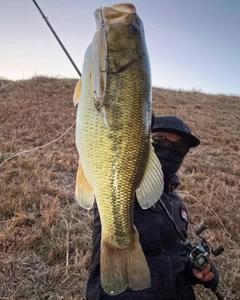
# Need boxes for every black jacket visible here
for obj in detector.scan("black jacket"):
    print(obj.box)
[86,176,218,300]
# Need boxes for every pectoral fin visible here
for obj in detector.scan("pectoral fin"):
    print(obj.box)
[136,144,164,209]
[73,78,82,106]
[75,162,94,209]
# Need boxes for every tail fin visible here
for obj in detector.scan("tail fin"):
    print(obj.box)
[100,228,151,295]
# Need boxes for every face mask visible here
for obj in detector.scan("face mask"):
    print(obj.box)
[152,137,188,182]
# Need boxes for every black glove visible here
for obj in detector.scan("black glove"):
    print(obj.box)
[184,260,220,289]
[203,263,220,290]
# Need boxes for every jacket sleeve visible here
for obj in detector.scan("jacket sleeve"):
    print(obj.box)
[86,205,103,300]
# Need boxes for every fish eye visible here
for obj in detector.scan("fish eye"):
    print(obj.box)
[128,23,139,34]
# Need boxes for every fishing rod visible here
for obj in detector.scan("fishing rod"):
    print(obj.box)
[32,0,82,77]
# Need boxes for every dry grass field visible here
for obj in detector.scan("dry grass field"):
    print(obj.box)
[0,76,239,300]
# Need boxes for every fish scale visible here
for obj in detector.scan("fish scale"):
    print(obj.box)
[74,3,163,295]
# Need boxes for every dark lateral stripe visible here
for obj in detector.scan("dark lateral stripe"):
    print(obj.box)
[108,53,145,75]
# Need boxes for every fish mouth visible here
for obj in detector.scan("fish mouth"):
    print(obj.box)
[102,3,136,23]
[94,3,137,28]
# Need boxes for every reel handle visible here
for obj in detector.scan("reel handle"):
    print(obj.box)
[212,246,224,257]
[196,225,207,235]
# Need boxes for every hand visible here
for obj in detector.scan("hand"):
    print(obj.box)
[192,263,214,282]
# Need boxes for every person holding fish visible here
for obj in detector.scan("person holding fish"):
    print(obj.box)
[73,3,219,299]
[85,115,219,300]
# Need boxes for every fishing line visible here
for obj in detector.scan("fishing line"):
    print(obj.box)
[0,1,79,168]
[0,120,76,168]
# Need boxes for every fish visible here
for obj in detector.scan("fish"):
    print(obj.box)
[73,3,163,296]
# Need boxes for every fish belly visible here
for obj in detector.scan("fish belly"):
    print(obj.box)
[76,67,152,295]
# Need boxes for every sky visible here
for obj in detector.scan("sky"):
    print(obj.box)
[1,0,240,95]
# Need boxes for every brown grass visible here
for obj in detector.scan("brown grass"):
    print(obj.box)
[0,76,239,300]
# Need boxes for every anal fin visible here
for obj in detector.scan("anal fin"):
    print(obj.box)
[75,163,94,209]
[136,143,164,209]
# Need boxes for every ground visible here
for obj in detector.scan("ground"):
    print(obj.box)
[0,76,239,299]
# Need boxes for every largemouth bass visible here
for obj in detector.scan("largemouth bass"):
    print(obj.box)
[73,3,163,295]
